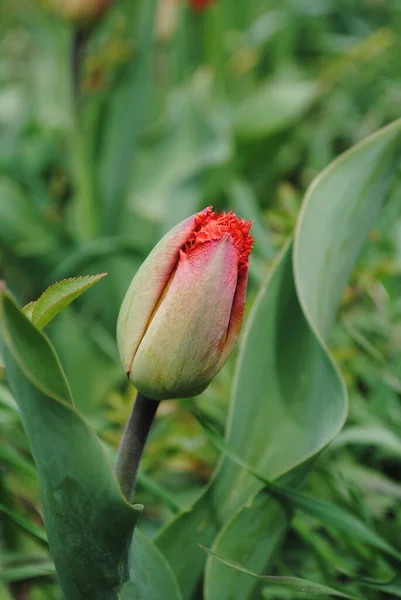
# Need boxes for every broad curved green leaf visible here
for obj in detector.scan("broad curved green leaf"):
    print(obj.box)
[203,494,287,600]
[1,294,73,405]
[156,118,401,599]
[233,79,317,140]
[121,529,182,600]
[156,488,219,597]
[202,117,401,600]
[210,241,346,514]
[157,241,345,598]
[0,292,141,599]
[294,118,401,338]
[0,495,182,599]
[203,117,401,600]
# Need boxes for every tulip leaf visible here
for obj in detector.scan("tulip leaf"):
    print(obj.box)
[202,117,401,600]
[332,425,401,457]
[22,301,36,321]
[203,493,288,600]
[1,560,56,583]
[194,410,401,562]
[0,291,141,599]
[0,503,48,544]
[294,120,401,339]
[22,273,107,329]
[98,0,157,233]
[156,117,401,599]
[1,294,73,405]
[201,546,358,599]
[0,177,58,256]
[358,577,401,597]
[233,79,317,140]
[0,500,183,599]
[121,529,183,600]
[157,241,345,598]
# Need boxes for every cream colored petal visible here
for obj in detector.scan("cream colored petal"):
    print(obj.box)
[117,211,209,375]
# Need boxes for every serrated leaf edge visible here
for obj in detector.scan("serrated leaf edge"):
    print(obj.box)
[32,273,107,328]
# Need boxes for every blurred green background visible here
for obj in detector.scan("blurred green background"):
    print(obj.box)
[2,0,401,597]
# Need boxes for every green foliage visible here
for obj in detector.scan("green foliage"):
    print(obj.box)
[121,529,182,600]
[233,79,318,141]
[2,0,401,599]
[156,119,401,600]
[2,294,73,404]
[23,274,107,328]
[195,410,401,562]
[200,546,358,599]
[0,293,141,598]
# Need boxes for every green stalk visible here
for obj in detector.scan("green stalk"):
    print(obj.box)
[70,28,98,241]
[115,392,160,503]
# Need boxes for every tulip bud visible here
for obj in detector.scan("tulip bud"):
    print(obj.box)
[117,207,253,401]
[50,0,112,23]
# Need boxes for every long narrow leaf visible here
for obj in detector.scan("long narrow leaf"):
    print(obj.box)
[201,546,358,599]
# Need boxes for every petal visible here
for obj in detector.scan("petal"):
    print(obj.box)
[131,236,238,399]
[117,208,212,374]
[216,268,248,371]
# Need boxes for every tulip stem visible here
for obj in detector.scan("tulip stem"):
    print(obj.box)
[71,29,87,103]
[115,392,160,503]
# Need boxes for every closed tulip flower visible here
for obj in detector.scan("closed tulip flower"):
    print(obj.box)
[117,207,253,401]
[51,0,112,22]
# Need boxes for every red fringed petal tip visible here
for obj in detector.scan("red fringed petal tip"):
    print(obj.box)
[182,206,253,272]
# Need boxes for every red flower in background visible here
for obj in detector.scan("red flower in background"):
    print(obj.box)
[117,207,253,400]
[187,0,214,11]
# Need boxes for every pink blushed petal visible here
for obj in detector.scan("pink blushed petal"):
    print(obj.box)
[131,237,239,399]
[216,269,248,371]
[117,207,213,374]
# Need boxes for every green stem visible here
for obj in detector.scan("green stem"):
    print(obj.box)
[71,28,87,100]
[115,392,160,503]
[70,27,98,241]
